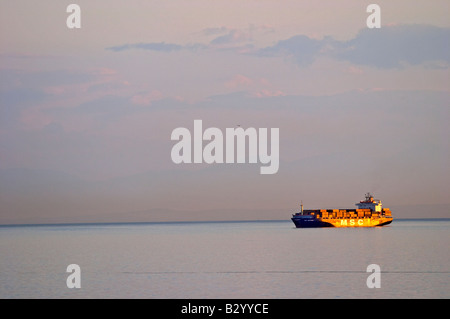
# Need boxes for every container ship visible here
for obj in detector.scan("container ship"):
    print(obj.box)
[291,193,393,228]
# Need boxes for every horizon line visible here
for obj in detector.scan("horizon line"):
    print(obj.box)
[1,218,449,228]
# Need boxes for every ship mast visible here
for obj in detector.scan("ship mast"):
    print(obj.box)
[365,192,374,202]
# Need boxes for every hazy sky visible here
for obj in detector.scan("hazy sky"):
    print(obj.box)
[0,1,449,224]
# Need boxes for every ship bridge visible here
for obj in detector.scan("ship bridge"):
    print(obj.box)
[355,193,382,212]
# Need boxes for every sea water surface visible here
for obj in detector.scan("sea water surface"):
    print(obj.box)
[0,219,449,299]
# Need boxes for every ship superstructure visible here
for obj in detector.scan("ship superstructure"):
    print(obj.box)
[291,193,393,228]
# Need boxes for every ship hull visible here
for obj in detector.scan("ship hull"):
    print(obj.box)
[292,216,393,228]
[291,216,334,228]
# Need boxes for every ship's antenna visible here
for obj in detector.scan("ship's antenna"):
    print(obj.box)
[301,201,303,214]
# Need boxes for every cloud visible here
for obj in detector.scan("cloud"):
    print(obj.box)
[224,74,254,89]
[224,74,285,98]
[256,25,450,68]
[202,26,232,36]
[106,32,252,54]
[336,24,450,68]
[105,25,449,69]
[107,42,183,52]
[131,90,163,106]
[257,35,326,66]
[210,29,252,46]
[253,89,285,98]
[106,24,273,54]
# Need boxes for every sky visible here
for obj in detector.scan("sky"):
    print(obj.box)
[0,1,449,224]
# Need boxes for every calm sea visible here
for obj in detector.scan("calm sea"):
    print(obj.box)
[0,219,449,299]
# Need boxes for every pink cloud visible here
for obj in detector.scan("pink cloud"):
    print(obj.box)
[347,66,364,75]
[225,74,254,89]
[131,90,163,106]
[253,89,285,98]
[43,67,123,98]
[225,74,285,98]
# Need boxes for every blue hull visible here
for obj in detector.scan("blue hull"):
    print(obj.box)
[291,217,333,228]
